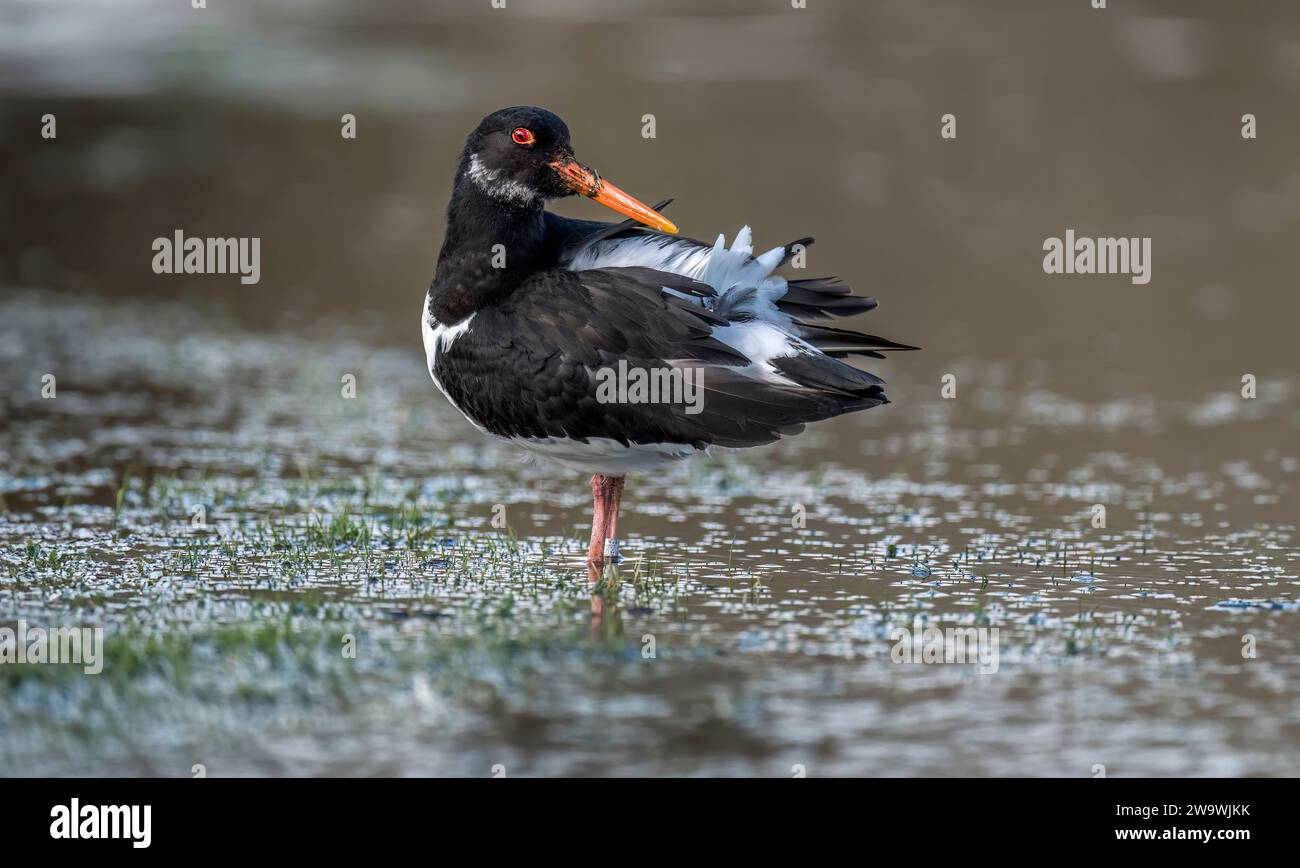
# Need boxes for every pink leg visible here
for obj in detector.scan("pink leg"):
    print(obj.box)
[587,473,625,574]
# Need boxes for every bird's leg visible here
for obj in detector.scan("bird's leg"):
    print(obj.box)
[587,474,611,569]
[587,473,626,573]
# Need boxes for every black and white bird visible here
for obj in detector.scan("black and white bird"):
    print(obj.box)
[423,106,916,572]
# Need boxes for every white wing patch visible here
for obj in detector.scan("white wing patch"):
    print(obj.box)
[565,226,807,379]
[701,227,785,296]
[562,234,715,279]
[564,226,790,321]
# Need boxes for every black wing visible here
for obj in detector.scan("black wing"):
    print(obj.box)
[432,267,887,449]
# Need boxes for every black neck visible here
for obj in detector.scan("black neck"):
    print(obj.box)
[427,176,553,323]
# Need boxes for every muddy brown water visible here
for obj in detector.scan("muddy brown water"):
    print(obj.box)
[1,0,1298,775]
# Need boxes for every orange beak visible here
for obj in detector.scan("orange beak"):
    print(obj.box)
[550,157,677,234]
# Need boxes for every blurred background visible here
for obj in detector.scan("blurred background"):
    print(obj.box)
[3,0,1299,396]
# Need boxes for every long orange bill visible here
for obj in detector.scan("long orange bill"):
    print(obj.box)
[550,157,677,233]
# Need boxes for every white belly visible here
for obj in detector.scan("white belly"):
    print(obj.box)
[508,436,702,475]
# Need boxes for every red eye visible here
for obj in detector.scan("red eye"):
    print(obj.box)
[511,127,535,146]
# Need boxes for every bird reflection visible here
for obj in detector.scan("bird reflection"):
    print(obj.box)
[587,561,623,640]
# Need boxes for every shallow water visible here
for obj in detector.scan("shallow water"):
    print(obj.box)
[1,290,1296,776]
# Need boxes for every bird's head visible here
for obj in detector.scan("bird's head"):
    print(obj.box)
[458,106,677,233]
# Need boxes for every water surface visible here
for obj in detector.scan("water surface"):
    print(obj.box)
[2,291,1295,776]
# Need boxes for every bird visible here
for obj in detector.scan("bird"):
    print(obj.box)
[423,106,916,578]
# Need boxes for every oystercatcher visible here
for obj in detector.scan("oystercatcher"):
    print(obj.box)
[423,106,915,574]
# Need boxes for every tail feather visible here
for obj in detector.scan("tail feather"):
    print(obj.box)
[780,236,815,266]
[792,320,921,359]
[772,353,888,393]
[778,277,878,319]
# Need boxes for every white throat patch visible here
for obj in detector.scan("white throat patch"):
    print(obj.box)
[466,153,539,206]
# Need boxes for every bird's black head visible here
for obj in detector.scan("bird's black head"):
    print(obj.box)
[459,106,573,203]
[456,105,676,232]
